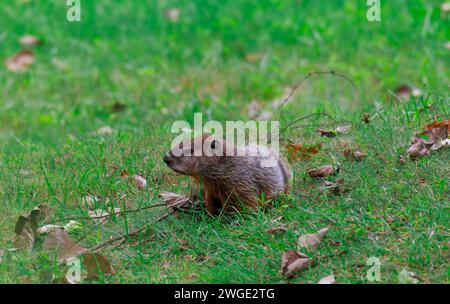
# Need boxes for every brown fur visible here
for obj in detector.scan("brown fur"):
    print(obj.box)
[163,134,291,215]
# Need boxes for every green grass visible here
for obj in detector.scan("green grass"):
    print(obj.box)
[0,0,449,283]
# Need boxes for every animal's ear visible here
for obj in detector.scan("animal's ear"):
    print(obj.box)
[211,139,217,150]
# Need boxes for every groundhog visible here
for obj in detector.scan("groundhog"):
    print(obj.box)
[163,133,291,214]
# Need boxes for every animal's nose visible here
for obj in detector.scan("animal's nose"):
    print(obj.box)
[163,153,171,164]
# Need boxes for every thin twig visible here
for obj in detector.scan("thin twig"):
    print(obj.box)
[89,210,176,252]
[47,202,168,224]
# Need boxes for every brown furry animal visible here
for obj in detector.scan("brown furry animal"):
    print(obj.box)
[163,134,291,214]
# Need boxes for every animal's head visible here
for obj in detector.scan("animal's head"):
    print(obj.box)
[163,133,225,176]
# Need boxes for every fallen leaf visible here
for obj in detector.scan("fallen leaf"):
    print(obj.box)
[265,225,288,235]
[317,128,336,138]
[134,174,147,189]
[37,224,63,235]
[408,119,449,160]
[4,50,35,72]
[307,165,334,178]
[159,192,192,211]
[94,126,113,136]
[441,2,450,13]
[343,148,367,161]
[178,239,191,250]
[0,250,4,264]
[394,84,422,100]
[398,269,420,284]
[84,253,114,278]
[281,250,311,278]
[245,53,263,63]
[362,112,371,124]
[298,227,329,249]
[288,143,323,161]
[111,102,126,113]
[19,35,42,47]
[120,170,129,178]
[335,125,352,134]
[43,228,87,263]
[318,274,336,284]
[165,8,180,22]
[14,207,41,251]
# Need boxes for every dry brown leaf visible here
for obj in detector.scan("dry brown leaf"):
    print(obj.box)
[288,143,323,161]
[14,207,42,251]
[84,253,114,278]
[134,174,147,189]
[37,224,63,235]
[5,50,35,72]
[43,228,87,263]
[307,165,334,178]
[318,274,336,284]
[394,84,422,100]
[120,170,129,178]
[317,128,336,138]
[281,250,311,278]
[245,53,263,63]
[94,126,113,136]
[165,8,180,22]
[362,112,371,124]
[19,35,42,47]
[159,192,191,209]
[408,119,449,160]
[298,227,329,249]
[335,125,352,134]
[265,225,288,235]
[343,148,367,161]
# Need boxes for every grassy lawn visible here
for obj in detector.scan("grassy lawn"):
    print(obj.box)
[0,0,448,283]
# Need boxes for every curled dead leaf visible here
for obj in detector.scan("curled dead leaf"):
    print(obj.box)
[307,165,334,178]
[317,128,336,138]
[5,50,35,72]
[318,274,336,284]
[43,228,87,263]
[408,119,449,160]
[298,227,329,249]
[165,8,180,22]
[288,143,323,161]
[134,174,147,189]
[14,205,49,251]
[394,84,422,100]
[84,253,114,278]
[343,148,367,161]
[159,192,193,212]
[335,125,352,134]
[265,225,288,235]
[362,112,371,124]
[281,250,311,278]
[19,35,42,47]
